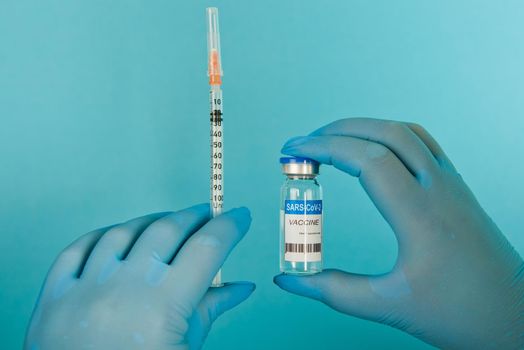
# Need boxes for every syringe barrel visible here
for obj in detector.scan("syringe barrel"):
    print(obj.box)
[210,87,224,216]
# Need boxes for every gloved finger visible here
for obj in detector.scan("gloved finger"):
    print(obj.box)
[167,207,252,308]
[406,122,457,172]
[40,227,109,300]
[281,135,421,238]
[308,118,440,179]
[274,269,402,324]
[81,212,170,281]
[186,282,256,349]
[126,204,210,264]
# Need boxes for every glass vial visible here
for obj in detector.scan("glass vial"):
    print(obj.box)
[280,157,323,275]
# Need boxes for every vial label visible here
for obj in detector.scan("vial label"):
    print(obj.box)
[284,199,322,262]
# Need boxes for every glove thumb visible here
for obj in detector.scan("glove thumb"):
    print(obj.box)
[186,281,256,349]
[274,269,407,324]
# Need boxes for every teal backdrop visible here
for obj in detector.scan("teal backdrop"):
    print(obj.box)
[1,1,523,349]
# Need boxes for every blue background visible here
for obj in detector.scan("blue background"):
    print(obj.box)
[1,1,523,349]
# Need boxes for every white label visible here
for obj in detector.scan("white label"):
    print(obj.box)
[284,200,322,262]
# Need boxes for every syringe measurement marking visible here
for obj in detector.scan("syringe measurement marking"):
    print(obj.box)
[211,117,223,207]
[210,91,223,213]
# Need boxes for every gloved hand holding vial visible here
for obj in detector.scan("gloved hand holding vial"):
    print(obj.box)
[275,117,524,349]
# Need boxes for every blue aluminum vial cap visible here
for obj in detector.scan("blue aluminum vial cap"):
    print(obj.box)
[279,156,319,165]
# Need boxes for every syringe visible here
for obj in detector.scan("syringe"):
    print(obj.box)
[207,7,224,287]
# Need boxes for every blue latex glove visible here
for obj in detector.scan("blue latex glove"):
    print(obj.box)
[25,204,254,350]
[274,118,524,349]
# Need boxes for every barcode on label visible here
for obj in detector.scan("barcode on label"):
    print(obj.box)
[285,243,321,253]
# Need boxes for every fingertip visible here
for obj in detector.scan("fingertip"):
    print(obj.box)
[308,118,347,136]
[192,203,211,211]
[281,138,314,154]
[273,273,286,286]
[226,281,256,297]
[280,136,327,162]
[225,207,252,231]
[273,273,300,289]
[273,273,323,300]
[176,203,211,219]
[197,281,257,326]
[241,280,257,291]
[124,211,172,224]
[280,146,298,156]
[193,203,212,218]
[216,281,256,309]
[224,280,256,288]
[282,136,310,149]
[309,127,325,136]
[235,206,251,218]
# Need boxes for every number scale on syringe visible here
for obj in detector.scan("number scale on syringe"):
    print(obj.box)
[210,86,223,217]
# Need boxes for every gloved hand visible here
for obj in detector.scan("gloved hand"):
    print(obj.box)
[25,204,254,350]
[274,118,524,349]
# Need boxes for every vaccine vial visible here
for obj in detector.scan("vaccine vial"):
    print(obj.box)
[280,157,323,274]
